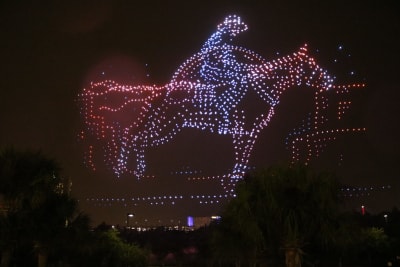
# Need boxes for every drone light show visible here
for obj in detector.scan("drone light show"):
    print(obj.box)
[78,15,366,198]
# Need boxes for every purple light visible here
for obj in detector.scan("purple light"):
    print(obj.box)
[187,216,194,227]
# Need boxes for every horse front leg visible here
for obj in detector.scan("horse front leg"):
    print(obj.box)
[222,110,258,194]
[223,107,275,194]
[228,133,258,192]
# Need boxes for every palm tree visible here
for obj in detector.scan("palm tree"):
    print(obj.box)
[0,147,68,267]
[211,187,265,267]
[0,148,47,267]
[0,212,15,267]
[219,165,341,267]
[30,192,78,267]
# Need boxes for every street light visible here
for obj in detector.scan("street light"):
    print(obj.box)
[126,213,134,228]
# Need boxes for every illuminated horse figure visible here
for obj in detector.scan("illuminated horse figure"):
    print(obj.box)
[169,44,335,192]
[79,45,335,193]
[79,15,361,193]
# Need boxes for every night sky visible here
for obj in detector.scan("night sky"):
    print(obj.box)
[1,1,399,225]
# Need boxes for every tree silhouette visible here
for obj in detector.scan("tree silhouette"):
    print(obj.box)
[214,165,341,267]
[0,148,79,267]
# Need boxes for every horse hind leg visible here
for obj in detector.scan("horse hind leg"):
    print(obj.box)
[111,132,145,179]
[113,143,129,177]
[131,144,146,178]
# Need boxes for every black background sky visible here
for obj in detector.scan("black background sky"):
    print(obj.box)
[1,0,399,225]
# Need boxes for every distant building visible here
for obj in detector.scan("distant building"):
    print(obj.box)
[187,215,221,229]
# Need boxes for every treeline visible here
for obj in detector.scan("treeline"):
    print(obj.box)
[1,148,399,267]
[118,167,400,267]
[0,148,146,267]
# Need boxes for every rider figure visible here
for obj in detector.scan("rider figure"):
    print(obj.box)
[199,14,248,86]
[199,15,248,134]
